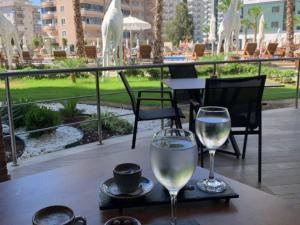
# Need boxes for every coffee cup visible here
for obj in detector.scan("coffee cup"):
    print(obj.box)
[32,205,86,225]
[113,163,142,193]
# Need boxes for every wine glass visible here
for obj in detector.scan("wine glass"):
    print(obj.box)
[150,128,198,225]
[195,106,231,193]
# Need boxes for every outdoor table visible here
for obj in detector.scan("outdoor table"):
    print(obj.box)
[163,78,285,90]
[0,148,299,225]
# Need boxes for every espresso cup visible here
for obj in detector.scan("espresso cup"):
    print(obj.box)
[113,163,142,193]
[32,205,86,225]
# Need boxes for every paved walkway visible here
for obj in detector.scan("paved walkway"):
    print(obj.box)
[8,107,300,206]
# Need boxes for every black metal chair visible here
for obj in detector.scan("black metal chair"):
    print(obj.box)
[119,71,184,149]
[168,64,203,130]
[202,76,266,182]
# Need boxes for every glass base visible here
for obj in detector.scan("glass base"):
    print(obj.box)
[197,178,227,193]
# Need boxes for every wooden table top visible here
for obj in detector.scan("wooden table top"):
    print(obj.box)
[163,78,285,90]
[0,148,299,225]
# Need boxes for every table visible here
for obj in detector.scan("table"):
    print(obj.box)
[0,148,299,225]
[163,78,285,90]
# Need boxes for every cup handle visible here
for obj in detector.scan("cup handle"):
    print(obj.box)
[74,216,87,225]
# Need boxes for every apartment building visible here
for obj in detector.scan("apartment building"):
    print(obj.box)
[162,0,181,22]
[240,0,300,46]
[0,0,41,49]
[41,0,146,46]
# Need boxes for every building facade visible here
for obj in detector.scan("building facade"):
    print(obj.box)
[41,0,146,46]
[240,0,300,46]
[0,0,41,49]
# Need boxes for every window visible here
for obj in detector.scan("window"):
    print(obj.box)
[297,26,300,30]
[61,18,65,25]
[271,21,279,28]
[81,16,101,24]
[80,3,103,12]
[60,6,64,12]
[272,6,280,13]
[62,31,66,37]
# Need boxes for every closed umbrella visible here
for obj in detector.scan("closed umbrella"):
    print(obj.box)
[123,16,151,50]
[257,14,265,53]
[208,14,216,54]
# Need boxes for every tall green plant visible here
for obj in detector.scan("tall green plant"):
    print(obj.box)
[248,6,263,43]
[52,58,87,83]
[165,0,194,45]
[59,99,83,120]
[241,18,252,45]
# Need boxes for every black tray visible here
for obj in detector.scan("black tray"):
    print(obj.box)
[99,179,239,210]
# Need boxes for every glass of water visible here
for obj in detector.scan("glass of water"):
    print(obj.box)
[150,128,198,225]
[195,106,231,193]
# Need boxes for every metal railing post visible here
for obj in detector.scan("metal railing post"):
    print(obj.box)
[160,66,164,129]
[5,77,18,166]
[95,71,103,144]
[258,61,262,76]
[296,59,300,109]
[213,63,217,77]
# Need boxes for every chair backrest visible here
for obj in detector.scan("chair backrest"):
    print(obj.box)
[22,51,31,60]
[85,46,97,59]
[204,76,266,129]
[193,44,205,57]
[265,43,278,55]
[119,72,137,114]
[169,64,201,104]
[243,42,257,56]
[53,50,67,59]
[139,45,152,59]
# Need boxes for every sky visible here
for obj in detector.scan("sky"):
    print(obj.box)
[33,0,40,5]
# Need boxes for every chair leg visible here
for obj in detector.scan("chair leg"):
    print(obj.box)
[229,134,241,159]
[175,117,182,129]
[242,130,249,159]
[132,118,138,149]
[258,129,262,183]
[189,104,194,131]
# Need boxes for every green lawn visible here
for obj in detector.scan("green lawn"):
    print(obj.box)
[0,76,297,106]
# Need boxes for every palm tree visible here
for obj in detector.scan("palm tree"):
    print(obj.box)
[248,6,263,43]
[0,115,9,182]
[286,0,295,57]
[241,18,252,45]
[153,0,163,63]
[73,0,85,57]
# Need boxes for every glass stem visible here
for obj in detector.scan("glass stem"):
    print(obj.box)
[209,150,216,180]
[170,193,177,225]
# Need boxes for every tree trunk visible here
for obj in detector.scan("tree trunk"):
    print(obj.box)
[0,115,9,182]
[253,18,257,43]
[73,0,86,57]
[153,0,163,64]
[244,30,248,48]
[286,0,294,57]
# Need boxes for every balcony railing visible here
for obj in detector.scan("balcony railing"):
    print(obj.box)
[1,57,300,166]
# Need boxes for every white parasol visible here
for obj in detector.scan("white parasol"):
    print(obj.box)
[208,14,216,54]
[257,14,265,53]
[123,16,151,49]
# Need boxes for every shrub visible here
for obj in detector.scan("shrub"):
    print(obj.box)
[25,105,61,138]
[81,112,132,136]
[147,68,161,79]
[126,69,145,77]
[59,99,83,120]
[52,58,89,82]
[0,98,34,128]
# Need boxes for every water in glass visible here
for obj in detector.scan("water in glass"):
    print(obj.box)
[195,107,231,193]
